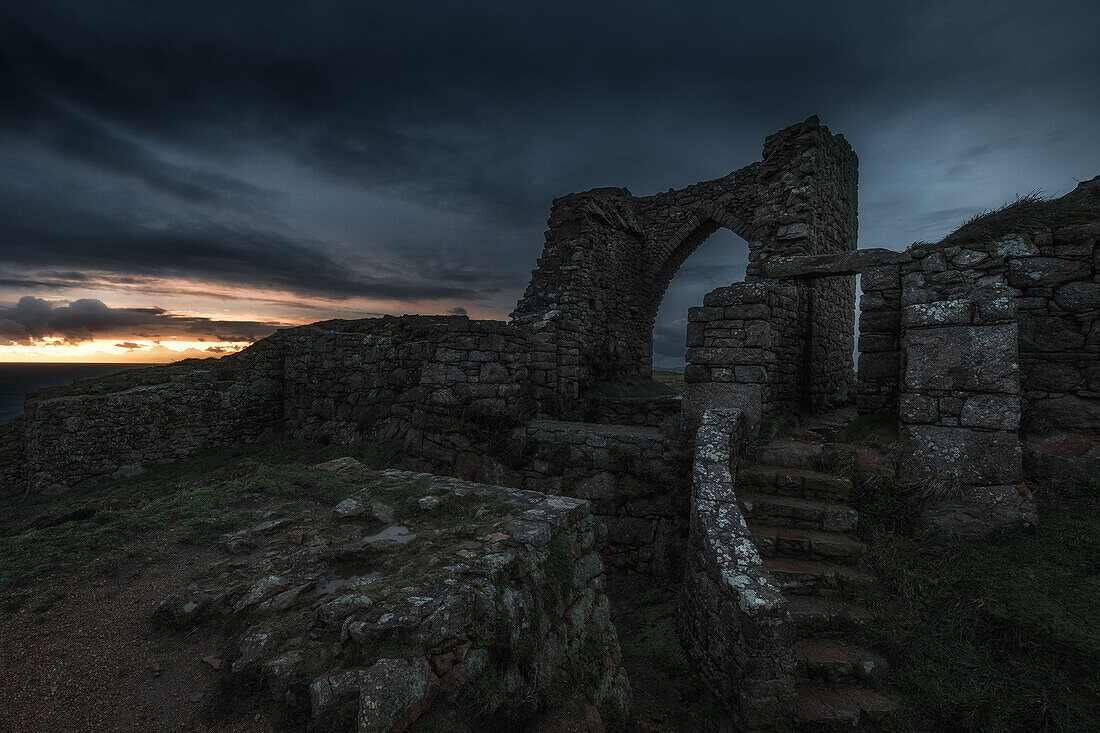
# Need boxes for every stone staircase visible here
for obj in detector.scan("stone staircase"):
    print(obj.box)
[738,434,898,727]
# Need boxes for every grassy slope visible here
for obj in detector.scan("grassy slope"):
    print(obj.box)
[0,437,401,590]
[932,185,1098,249]
[850,475,1100,731]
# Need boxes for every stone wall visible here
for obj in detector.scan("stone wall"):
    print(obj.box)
[682,282,804,431]
[0,416,25,496]
[512,116,858,410]
[582,395,681,428]
[503,420,692,577]
[856,260,905,415]
[679,408,795,728]
[893,190,1100,479]
[898,288,1037,534]
[20,339,285,493]
[282,317,538,449]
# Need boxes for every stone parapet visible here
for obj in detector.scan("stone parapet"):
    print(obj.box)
[680,408,795,728]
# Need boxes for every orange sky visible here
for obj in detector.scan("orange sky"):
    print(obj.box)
[0,276,504,362]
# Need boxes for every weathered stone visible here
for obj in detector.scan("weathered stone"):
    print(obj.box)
[1053,281,1100,311]
[901,425,1021,486]
[357,657,439,732]
[903,324,1018,393]
[960,395,1020,431]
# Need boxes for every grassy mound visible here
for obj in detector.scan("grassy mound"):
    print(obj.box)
[932,178,1099,249]
[851,475,1100,731]
[0,437,401,590]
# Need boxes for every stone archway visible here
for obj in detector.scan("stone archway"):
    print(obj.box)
[510,116,858,414]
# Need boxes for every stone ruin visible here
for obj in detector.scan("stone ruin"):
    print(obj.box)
[1,116,1098,728]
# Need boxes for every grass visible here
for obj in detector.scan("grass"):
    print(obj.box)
[935,187,1099,249]
[606,572,732,731]
[850,474,1100,731]
[585,370,684,399]
[0,436,403,590]
[28,359,210,400]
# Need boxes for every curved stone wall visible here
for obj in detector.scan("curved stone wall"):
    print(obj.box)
[679,407,795,727]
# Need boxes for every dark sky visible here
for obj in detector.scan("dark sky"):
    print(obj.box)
[1,1,1098,362]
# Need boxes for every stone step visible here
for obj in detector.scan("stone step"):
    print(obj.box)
[793,684,898,727]
[738,491,859,533]
[754,440,825,470]
[763,557,876,596]
[739,465,854,501]
[787,596,875,637]
[749,524,866,563]
[796,640,889,684]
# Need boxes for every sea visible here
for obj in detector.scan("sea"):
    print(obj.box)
[0,363,165,425]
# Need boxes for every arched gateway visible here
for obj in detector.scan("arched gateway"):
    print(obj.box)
[511,116,859,420]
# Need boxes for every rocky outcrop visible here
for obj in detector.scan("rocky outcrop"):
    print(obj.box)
[154,462,629,730]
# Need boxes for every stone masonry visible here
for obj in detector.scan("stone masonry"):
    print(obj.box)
[512,116,858,413]
[1,122,1097,730]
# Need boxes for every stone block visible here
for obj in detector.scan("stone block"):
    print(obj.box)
[858,309,901,333]
[922,484,1038,537]
[1008,257,1089,288]
[1018,315,1085,352]
[860,264,900,291]
[902,300,972,328]
[857,333,896,353]
[1053,281,1100,311]
[1027,362,1082,392]
[901,424,1022,486]
[688,306,725,322]
[903,324,1018,393]
[960,395,1020,430]
[899,394,938,424]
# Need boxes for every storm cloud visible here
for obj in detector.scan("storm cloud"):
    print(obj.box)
[0,297,280,346]
[1,1,1097,359]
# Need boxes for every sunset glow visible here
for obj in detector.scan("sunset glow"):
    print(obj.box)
[0,339,253,363]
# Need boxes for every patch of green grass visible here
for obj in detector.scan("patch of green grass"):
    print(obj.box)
[606,573,732,731]
[0,435,403,590]
[853,476,1100,731]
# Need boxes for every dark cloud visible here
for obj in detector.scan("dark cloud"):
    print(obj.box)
[0,0,1097,350]
[447,306,468,316]
[0,296,280,346]
[114,342,146,350]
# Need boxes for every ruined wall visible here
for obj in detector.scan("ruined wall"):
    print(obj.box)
[20,340,285,492]
[679,408,795,728]
[512,116,858,412]
[510,188,649,405]
[0,416,25,496]
[857,261,905,415]
[503,420,692,576]
[682,282,804,431]
[884,189,1100,477]
[898,288,1036,534]
[282,317,538,450]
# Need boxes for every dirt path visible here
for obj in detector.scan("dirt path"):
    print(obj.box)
[0,550,271,733]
